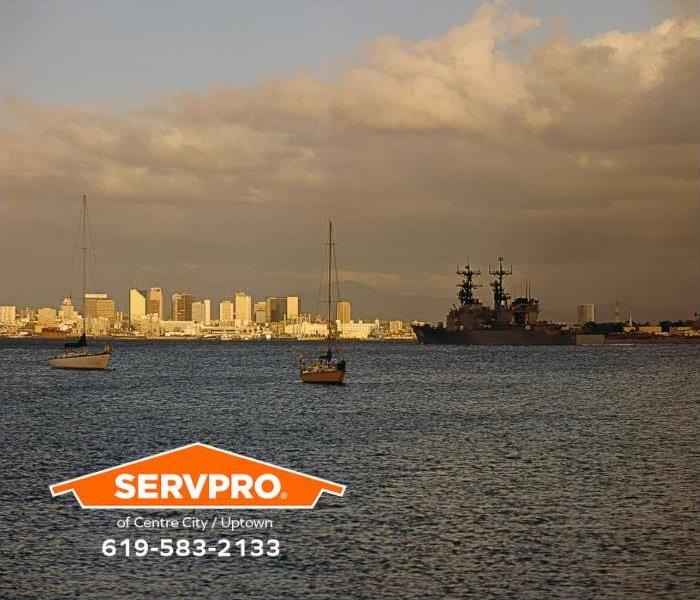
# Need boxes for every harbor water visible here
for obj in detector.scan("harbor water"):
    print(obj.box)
[1,339,698,599]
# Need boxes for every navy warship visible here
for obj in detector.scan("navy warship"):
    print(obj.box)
[412,257,582,345]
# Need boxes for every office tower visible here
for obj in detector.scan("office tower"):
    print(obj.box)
[577,304,595,326]
[59,297,77,321]
[84,293,116,320]
[202,299,211,325]
[19,307,36,322]
[337,300,351,323]
[235,292,253,326]
[190,299,211,325]
[254,301,266,324]
[192,301,205,324]
[129,288,147,323]
[265,297,287,323]
[219,300,234,325]
[0,305,17,323]
[147,287,164,319]
[171,293,193,321]
[389,320,405,333]
[286,296,300,320]
[37,307,58,324]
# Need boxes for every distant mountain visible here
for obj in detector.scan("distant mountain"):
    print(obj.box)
[299,280,452,323]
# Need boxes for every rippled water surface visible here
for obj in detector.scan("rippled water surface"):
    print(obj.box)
[1,339,698,599]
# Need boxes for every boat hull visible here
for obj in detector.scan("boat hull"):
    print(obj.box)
[300,369,345,384]
[412,324,578,346]
[48,351,112,370]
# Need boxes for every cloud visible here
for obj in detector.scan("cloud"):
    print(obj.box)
[1,2,698,320]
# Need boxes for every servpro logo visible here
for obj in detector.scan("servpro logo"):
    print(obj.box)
[49,442,346,509]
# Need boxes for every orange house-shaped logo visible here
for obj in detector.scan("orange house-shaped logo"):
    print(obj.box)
[50,442,346,509]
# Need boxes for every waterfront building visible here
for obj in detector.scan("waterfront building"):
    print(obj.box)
[389,320,405,334]
[0,305,17,324]
[577,304,595,326]
[134,313,161,336]
[337,300,351,324]
[84,293,116,321]
[147,287,164,319]
[219,300,234,325]
[235,292,253,326]
[159,320,199,336]
[337,319,378,339]
[638,325,663,335]
[283,321,329,338]
[129,288,147,324]
[670,326,699,337]
[85,316,112,336]
[171,293,193,321]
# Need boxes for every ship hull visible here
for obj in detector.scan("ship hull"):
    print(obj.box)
[412,324,577,346]
[300,368,345,384]
[48,351,112,370]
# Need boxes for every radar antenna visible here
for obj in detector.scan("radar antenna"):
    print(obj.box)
[456,258,482,306]
[489,256,512,309]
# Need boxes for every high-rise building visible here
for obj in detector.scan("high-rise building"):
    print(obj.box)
[389,320,405,333]
[219,300,234,325]
[192,299,211,325]
[202,299,211,325]
[286,296,300,320]
[265,297,275,323]
[577,304,595,326]
[171,293,193,321]
[235,292,252,326]
[59,297,77,321]
[254,301,266,324]
[0,305,16,324]
[337,300,351,324]
[84,293,116,321]
[192,301,204,323]
[147,287,164,320]
[19,307,36,322]
[265,297,286,323]
[129,288,147,323]
[37,307,58,324]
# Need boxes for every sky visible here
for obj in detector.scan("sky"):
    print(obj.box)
[1,0,699,322]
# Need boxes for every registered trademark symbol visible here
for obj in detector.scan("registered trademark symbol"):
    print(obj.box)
[280,491,288,500]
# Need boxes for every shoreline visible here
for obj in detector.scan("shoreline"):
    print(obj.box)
[2,335,699,345]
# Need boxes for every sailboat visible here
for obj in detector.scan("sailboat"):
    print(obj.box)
[299,221,346,384]
[48,195,112,370]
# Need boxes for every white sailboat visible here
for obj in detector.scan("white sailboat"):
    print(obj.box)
[48,195,112,370]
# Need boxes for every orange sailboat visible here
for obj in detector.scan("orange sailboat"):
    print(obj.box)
[299,221,346,384]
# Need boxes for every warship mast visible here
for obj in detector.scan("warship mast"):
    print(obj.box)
[489,256,512,310]
[456,260,482,306]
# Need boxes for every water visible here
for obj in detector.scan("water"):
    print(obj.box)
[1,339,698,599]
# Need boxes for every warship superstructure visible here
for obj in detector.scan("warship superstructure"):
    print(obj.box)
[412,257,579,345]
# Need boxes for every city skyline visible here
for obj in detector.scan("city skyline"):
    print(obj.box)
[2,2,698,322]
[2,278,695,327]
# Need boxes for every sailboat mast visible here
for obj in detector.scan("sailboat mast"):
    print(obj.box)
[82,194,87,327]
[327,220,332,345]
